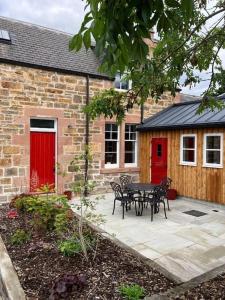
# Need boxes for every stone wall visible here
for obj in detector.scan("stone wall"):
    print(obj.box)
[0,63,178,202]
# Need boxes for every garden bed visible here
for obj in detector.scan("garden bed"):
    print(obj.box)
[0,202,175,299]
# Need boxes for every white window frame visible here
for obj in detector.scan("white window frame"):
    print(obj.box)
[203,133,223,168]
[104,123,120,169]
[30,117,57,133]
[124,124,138,167]
[180,134,197,166]
[114,73,132,92]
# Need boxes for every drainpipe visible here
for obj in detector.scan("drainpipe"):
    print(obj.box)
[140,102,144,124]
[84,74,90,196]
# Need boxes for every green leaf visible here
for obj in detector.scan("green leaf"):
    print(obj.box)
[83,29,91,50]
[181,0,194,17]
[69,34,83,52]
[165,0,179,8]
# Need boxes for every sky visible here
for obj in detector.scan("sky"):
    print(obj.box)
[0,0,223,97]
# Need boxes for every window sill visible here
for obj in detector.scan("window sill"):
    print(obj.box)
[180,162,197,167]
[100,167,140,174]
[203,164,223,169]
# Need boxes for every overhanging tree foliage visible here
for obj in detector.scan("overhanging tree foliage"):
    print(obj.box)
[70,0,225,122]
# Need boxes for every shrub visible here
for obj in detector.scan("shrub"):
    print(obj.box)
[58,238,82,256]
[10,229,30,246]
[11,193,72,234]
[119,284,145,300]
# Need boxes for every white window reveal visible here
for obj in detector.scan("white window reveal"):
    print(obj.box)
[180,134,197,166]
[125,124,137,166]
[114,73,131,91]
[105,124,119,168]
[203,134,223,168]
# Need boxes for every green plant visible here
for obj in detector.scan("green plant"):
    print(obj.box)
[70,146,105,261]
[119,284,145,300]
[54,212,69,236]
[10,229,30,246]
[58,238,82,256]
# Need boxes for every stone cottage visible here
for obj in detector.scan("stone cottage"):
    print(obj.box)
[0,17,179,202]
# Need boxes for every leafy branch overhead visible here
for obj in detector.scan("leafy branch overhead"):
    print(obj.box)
[70,0,225,122]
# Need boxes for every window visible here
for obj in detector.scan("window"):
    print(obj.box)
[0,30,11,42]
[105,124,119,168]
[180,134,197,166]
[114,73,131,90]
[30,118,56,132]
[203,134,223,168]
[125,124,137,166]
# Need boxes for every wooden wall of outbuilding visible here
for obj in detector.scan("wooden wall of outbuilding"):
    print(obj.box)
[139,128,225,204]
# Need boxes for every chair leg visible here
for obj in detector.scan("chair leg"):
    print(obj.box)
[122,203,125,219]
[112,199,116,215]
[163,201,167,219]
[135,201,138,216]
[166,198,170,211]
[151,204,154,222]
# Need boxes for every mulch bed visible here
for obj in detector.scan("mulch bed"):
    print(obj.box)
[0,204,175,299]
[171,273,225,299]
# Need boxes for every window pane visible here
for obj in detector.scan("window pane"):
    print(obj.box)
[105,153,117,164]
[111,124,118,132]
[105,131,110,140]
[130,132,136,140]
[125,132,129,140]
[183,150,195,162]
[105,124,111,132]
[125,152,135,164]
[125,141,135,163]
[157,144,162,157]
[183,137,195,149]
[114,74,121,89]
[105,141,117,152]
[206,136,221,149]
[206,150,220,164]
[30,119,54,129]
[121,80,129,90]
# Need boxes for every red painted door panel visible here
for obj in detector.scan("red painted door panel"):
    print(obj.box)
[151,138,167,184]
[30,132,55,191]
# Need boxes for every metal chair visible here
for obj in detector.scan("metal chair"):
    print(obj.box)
[160,177,172,211]
[110,182,133,219]
[149,185,167,222]
[120,175,140,198]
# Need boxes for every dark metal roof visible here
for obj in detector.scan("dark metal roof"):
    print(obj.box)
[137,97,225,132]
[0,17,110,80]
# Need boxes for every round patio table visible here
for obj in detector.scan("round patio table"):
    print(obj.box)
[126,183,158,216]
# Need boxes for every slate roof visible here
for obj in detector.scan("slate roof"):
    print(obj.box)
[0,17,110,79]
[137,96,225,131]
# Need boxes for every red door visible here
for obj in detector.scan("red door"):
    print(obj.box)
[151,138,167,184]
[30,132,55,192]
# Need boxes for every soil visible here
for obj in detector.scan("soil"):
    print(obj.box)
[0,204,175,299]
[171,273,225,299]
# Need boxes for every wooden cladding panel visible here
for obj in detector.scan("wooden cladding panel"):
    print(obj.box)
[139,128,225,204]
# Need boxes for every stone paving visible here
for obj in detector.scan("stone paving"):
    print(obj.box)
[87,194,225,283]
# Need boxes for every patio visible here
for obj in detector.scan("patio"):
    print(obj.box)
[90,194,225,283]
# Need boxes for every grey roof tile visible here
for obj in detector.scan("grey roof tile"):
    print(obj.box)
[0,17,110,79]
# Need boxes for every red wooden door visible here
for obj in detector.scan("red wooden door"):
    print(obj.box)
[151,138,167,184]
[30,132,55,191]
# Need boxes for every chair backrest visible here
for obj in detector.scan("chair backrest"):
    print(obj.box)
[120,175,132,191]
[160,177,172,190]
[153,185,167,202]
[110,182,123,199]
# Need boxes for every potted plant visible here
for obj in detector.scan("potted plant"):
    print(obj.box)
[56,163,72,200]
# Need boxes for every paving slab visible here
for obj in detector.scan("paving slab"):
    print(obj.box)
[71,194,225,283]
